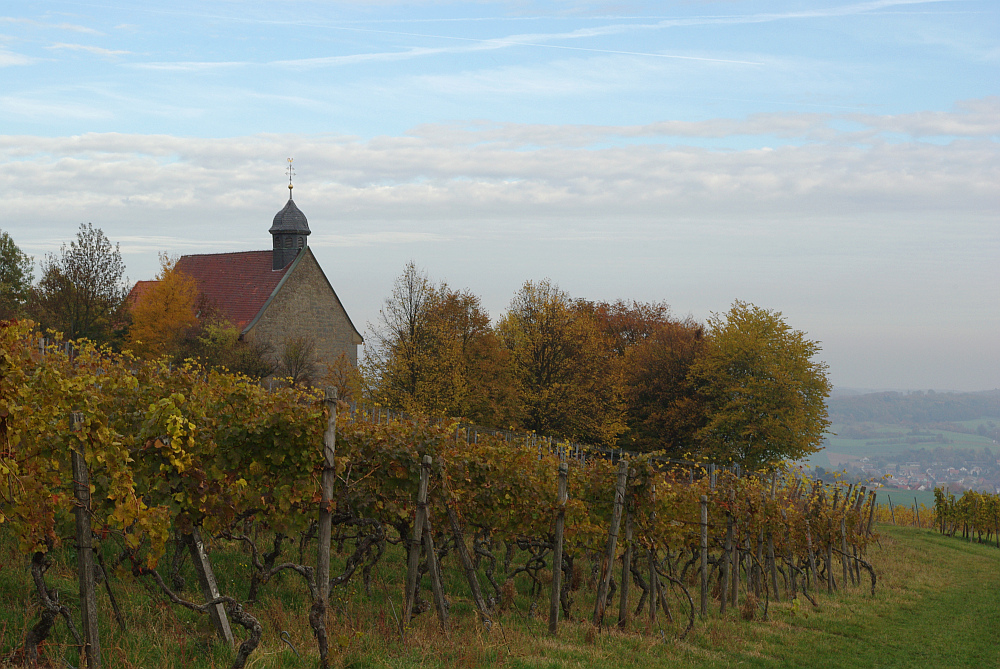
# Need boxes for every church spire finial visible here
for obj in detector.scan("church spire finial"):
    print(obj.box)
[286,157,295,198]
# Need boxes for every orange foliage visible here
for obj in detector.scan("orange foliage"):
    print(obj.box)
[127,253,199,360]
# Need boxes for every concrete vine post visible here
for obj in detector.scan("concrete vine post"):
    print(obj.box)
[71,413,102,669]
[548,462,568,635]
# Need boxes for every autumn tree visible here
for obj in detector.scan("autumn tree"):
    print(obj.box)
[0,229,33,320]
[420,285,516,426]
[587,299,674,356]
[365,262,514,425]
[498,280,625,445]
[278,335,318,387]
[687,300,832,469]
[31,223,128,343]
[320,353,364,404]
[127,254,199,359]
[365,262,435,407]
[589,300,706,453]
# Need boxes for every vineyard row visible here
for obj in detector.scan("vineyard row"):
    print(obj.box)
[0,324,880,668]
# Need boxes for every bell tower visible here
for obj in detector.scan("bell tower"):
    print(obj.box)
[269,158,311,270]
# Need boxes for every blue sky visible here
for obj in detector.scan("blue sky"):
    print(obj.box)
[1,0,998,391]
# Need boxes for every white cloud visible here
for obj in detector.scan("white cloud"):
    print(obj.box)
[0,16,102,35]
[133,60,250,72]
[0,48,35,66]
[2,102,995,226]
[1,102,996,390]
[48,43,132,56]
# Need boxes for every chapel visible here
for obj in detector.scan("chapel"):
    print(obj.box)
[131,179,363,370]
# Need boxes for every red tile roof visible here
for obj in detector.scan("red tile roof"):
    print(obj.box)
[126,280,157,308]
[175,251,290,328]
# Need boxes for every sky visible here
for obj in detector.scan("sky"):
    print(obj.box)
[1,0,997,392]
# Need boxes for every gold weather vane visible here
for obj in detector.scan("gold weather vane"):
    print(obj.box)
[286,157,295,197]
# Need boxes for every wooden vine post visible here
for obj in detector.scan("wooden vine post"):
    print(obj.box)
[71,413,102,669]
[768,475,780,602]
[421,513,449,630]
[699,495,708,616]
[841,516,850,587]
[185,529,234,646]
[804,520,817,592]
[618,468,634,630]
[403,455,433,632]
[593,459,628,627]
[445,501,491,628]
[648,484,658,625]
[318,389,337,594]
[721,512,732,614]
[316,387,337,662]
[548,462,568,635]
[730,490,739,609]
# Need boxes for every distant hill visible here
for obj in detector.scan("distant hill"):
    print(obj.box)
[827,389,1000,425]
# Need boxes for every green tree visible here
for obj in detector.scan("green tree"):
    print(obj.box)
[688,300,832,469]
[0,229,33,319]
[31,223,128,343]
[498,280,625,445]
[176,319,276,379]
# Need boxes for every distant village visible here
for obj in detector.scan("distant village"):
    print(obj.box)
[836,447,1000,495]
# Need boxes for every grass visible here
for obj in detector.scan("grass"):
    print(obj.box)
[3,524,999,668]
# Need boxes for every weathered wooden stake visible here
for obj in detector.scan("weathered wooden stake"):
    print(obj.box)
[767,533,779,602]
[549,462,568,634]
[827,517,836,594]
[841,517,850,587]
[446,504,491,628]
[318,389,337,607]
[71,414,102,668]
[730,499,739,608]
[866,492,877,536]
[648,548,658,624]
[186,529,234,645]
[593,460,628,627]
[699,495,708,616]
[804,521,817,592]
[721,514,732,614]
[617,470,634,630]
[403,455,432,631]
[421,515,449,630]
